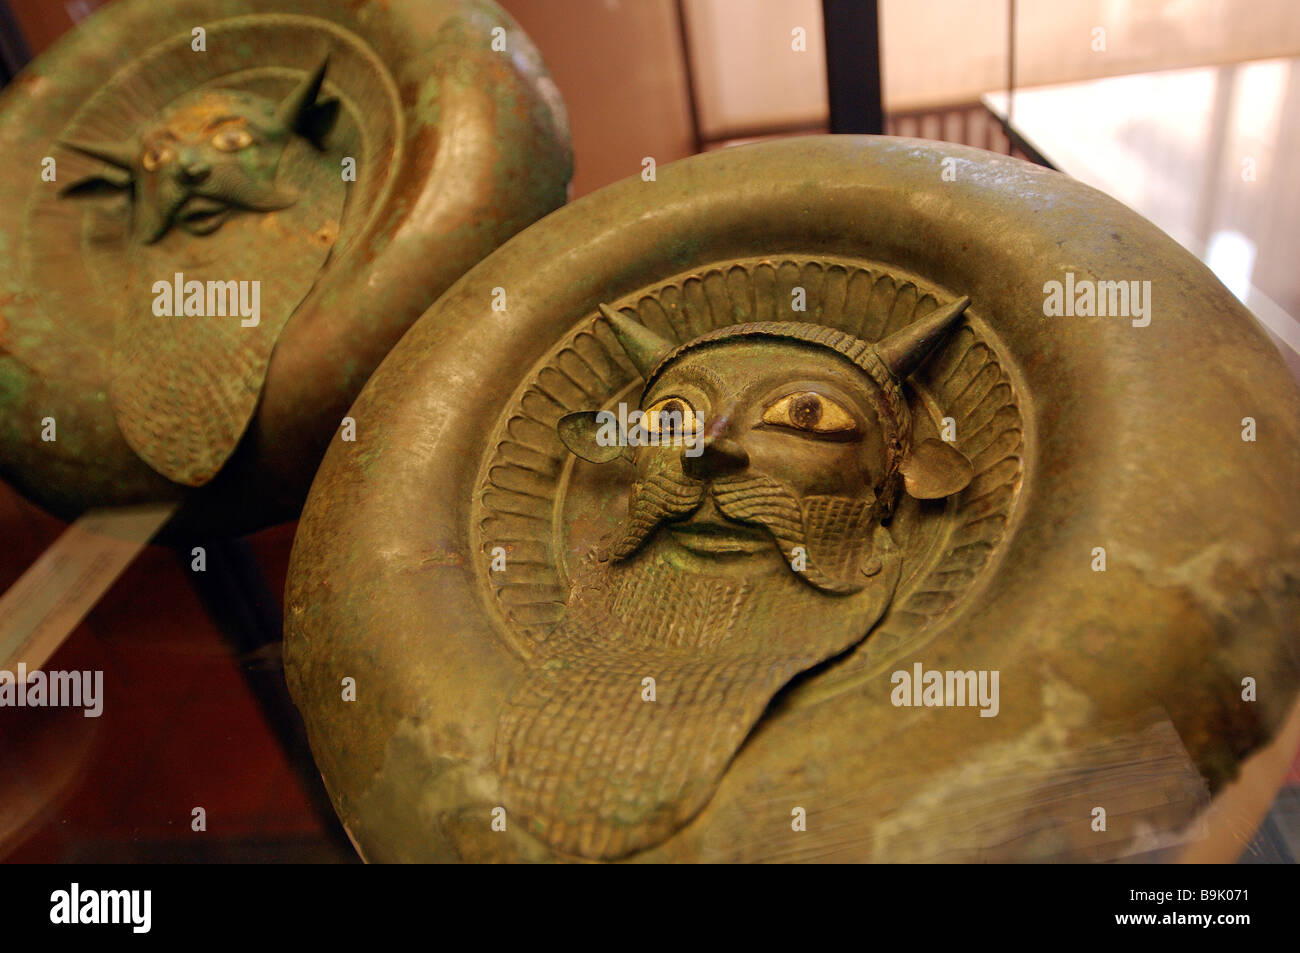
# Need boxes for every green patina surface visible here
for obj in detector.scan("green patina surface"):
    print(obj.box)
[0,0,572,535]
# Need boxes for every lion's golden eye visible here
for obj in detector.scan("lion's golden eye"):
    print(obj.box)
[761,392,857,434]
[643,396,701,438]
[141,145,174,172]
[211,127,253,152]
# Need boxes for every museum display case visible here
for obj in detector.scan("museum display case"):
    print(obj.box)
[0,0,1296,881]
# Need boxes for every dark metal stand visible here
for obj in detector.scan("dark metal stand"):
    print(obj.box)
[821,0,884,135]
[0,0,31,88]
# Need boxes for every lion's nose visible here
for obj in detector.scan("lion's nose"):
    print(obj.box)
[684,436,749,479]
[178,157,211,183]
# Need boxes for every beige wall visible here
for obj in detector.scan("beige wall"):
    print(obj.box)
[682,0,826,139]
[886,0,1300,110]
[12,0,1297,191]
[501,0,697,197]
[675,0,1300,131]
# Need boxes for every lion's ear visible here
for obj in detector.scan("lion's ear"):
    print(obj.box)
[900,438,973,499]
[277,54,338,147]
[59,169,133,197]
[558,411,623,464]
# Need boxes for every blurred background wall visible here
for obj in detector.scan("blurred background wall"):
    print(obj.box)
[11,0,1297,194]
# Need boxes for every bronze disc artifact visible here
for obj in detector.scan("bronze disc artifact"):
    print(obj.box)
[285,136,1299,862]
[0,0,571,535]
